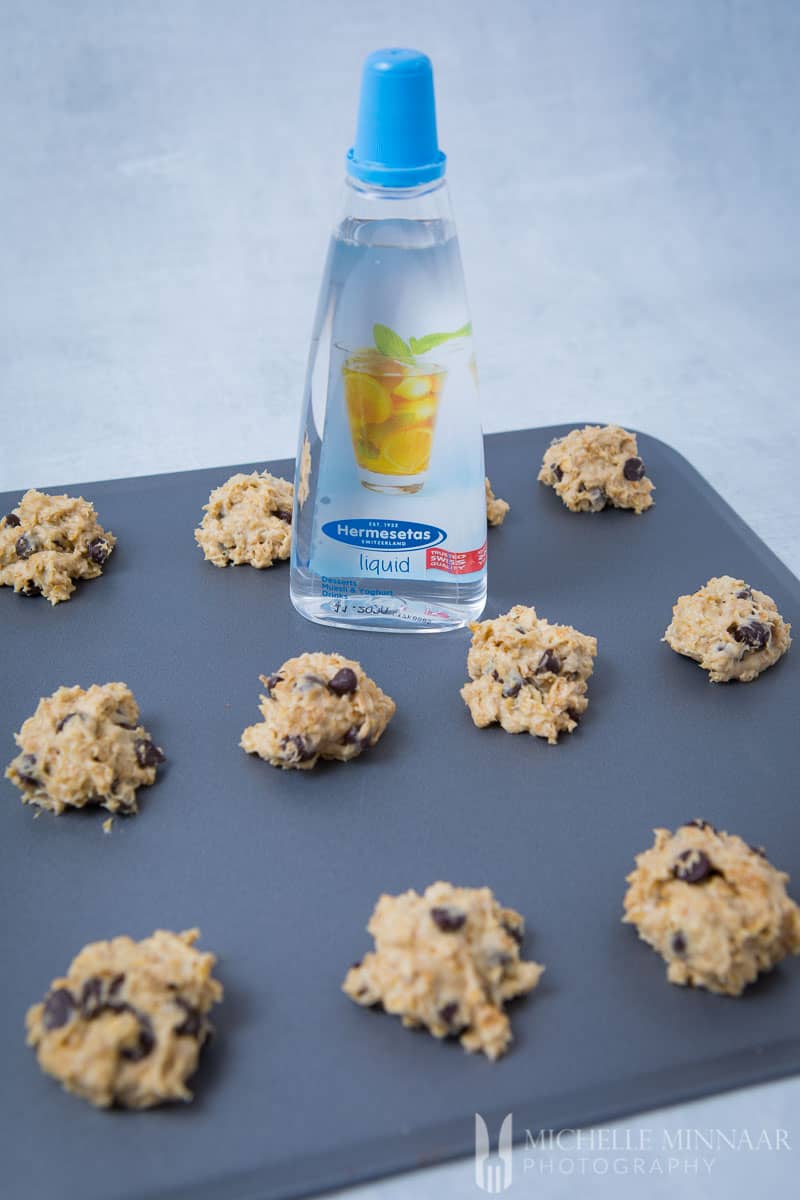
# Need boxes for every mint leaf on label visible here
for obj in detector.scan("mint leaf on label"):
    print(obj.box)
[373,324,413,362]
[409,323,472,355]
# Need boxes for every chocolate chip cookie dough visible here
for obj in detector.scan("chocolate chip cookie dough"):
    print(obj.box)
[26,929,222,1108]
[461,604,597,744]
[663,575,791,682]
[241,652,395,770]
[343,882,543,1060]
[624,822,800,995]
[538,424,654,513]
[485,477,509,527]
[195,470,293,568]
[5,682,165,815]
[297,433,312,508]
[0,490,115,604]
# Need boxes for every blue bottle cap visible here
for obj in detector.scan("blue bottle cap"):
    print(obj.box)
[346,48,446,188]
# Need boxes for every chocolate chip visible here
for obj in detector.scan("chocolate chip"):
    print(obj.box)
[174,998,205,1038]
[735,586,753,600]
[552,464,564,482]
[108,974,125,997]
[431,906,466,933]
[623,457,646,481]
[120,1013,156,1062]
[502,922,523,945]
[731,620,770,650]
[328,667,358,696]
[350,960,362,971]
[15,534,36,559]
[56,712,79,733]
[87,537,110,566]
[671,932,687,955]
[265,673,283,692]
[673,849,717,884]
[20,582,41,597]
[134,738,165,768]
[4,513,21,527]
[750,844,767,859]
[685,818,717,833]
[15,753,39,786]
[284,734,315,762]
[536,649,561,675]
[439,1002,460,1026]
[80,977,105,1018]
[43,988,75,1030]
[342,726,364,746]
[491,669,502,682]
[275,509,292,523]
[502,682,522,699]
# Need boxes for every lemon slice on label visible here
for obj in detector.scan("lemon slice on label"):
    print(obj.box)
[344,372,392,425]
[382,427,434,474]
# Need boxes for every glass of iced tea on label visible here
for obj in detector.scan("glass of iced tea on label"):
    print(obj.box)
[342,349,447,494]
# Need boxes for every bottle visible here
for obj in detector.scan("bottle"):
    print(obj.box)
[290,48,487,633]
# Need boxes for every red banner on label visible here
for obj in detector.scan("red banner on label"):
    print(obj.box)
[426,542,487,575]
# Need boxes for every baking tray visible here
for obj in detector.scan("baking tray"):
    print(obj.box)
[1,426,798,1200]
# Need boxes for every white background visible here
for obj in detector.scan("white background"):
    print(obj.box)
[1,2,798,1196]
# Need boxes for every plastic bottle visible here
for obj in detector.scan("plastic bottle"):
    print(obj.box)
[290,48,487,632]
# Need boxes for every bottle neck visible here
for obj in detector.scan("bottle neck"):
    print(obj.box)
[337,175,453,226]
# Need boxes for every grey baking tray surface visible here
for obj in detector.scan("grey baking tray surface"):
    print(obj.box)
[1,425,799,1200]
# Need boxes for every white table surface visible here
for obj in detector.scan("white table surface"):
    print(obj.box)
[2,2,798,1197]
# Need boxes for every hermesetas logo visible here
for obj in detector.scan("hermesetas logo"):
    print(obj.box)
[322,518,446,552]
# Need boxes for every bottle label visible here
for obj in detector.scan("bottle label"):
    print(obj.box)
[304,233,487,606]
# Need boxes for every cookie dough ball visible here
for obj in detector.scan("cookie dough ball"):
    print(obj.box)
[485,478,509,527]
[240,652,395,770]
[195,470,293,568]
[0,490,115,604]
[538,424,654,513]
[5,682,165,815]
[297,433,312,508]
[664,575,791,683]
[344,882,543,1061]
[461,604,597,744]
[624,822,800,995]
[26,929,222,1108]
